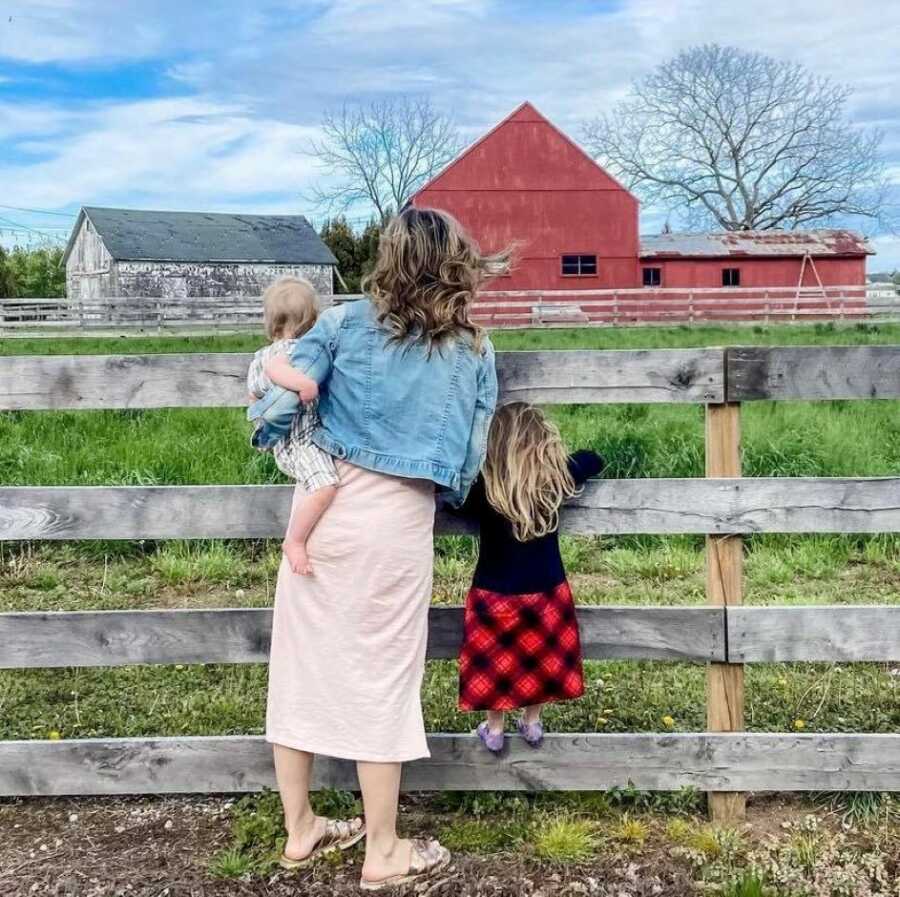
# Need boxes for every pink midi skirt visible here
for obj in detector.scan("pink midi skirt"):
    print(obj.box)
[265,461,436,762]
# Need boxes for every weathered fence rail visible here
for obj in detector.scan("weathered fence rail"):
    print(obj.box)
[0,606,726,668]
[3,603,898,670]
[0,348,725,409]
[3,344,898,411]
[1,344,899,819]
[2,478,898,540]
[6,733,899,798]
[2,285,897,334]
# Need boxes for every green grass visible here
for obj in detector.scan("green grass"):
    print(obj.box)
[720,873,767,897]
[439,817,529,853]
[0,323,898,748]
[532,816,597,862]
[3,655,896,743]
[4,319,900,355]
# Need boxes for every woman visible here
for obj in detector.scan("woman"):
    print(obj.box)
[262,207,506,890]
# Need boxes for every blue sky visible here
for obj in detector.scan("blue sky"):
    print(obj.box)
[1,0,898,268]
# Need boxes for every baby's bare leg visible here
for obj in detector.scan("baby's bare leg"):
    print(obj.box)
[282,484,338,575]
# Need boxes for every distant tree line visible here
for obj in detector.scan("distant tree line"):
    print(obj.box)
[0,246,66,298]
[318,217,382,293]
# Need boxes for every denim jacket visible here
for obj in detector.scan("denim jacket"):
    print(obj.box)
[247,298,498,506]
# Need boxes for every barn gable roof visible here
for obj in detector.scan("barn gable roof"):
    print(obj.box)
[64,207,338,266]
[640,230,873,259]
[412,101,636,197]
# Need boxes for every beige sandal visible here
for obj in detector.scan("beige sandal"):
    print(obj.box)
[359,838,451,891]
[278,816,366,870]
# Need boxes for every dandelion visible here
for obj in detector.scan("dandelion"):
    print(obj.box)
[778,677,788,686]
[661,715,675,729]
[596,717,608,726]
[793,718,806,730]
[174,664,185,671]
[48,730,61,741]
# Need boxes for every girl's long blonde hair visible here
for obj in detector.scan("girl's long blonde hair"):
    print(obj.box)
[483,403,578,543]
[363,207,511,351]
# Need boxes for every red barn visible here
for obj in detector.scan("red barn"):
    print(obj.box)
[412,101,639,290]
[410,102,872,321]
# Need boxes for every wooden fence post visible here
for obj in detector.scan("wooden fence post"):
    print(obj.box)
[705,398,745,822]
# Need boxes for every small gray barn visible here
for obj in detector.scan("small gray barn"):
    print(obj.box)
[64,207,337,300]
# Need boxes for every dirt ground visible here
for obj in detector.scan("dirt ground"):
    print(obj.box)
[0,793,713,897]
[4,793,882,897]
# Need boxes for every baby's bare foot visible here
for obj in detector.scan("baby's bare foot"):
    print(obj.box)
[282,539,313,575]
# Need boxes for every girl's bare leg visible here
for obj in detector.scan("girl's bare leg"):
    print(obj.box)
[357,761,412,884]
[283,484,338,575]
[273,744,325,860]
[486,709,505,734]
[522,704,543,725]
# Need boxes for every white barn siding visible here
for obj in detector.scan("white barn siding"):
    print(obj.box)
[66,218,117,299]
[112,261,333,299]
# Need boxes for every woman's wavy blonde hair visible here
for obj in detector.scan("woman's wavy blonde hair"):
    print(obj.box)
[363,207,511,350]
[483,402,578,543]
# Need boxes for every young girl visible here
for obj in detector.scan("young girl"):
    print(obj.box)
[458,402,604,753]
[247,277,338,576]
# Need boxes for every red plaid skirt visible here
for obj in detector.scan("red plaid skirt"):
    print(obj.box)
[458,580,585,711]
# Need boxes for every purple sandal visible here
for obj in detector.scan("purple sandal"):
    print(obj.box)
[476,721,505,754]
[516,718,544,748]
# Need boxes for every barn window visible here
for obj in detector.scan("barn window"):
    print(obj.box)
[642,267,661,287]
[722,267,741,287]
[561,254,597,276]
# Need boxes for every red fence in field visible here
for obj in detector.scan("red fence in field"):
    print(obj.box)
[1,286,897,335]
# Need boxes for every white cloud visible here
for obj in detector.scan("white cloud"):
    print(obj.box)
[0,96,323,213]
[0,0,276,63]
[2,0,898,238]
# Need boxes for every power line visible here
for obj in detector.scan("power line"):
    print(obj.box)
[0,204,76,218]
[0,215,45,235]
[0,211,70,230]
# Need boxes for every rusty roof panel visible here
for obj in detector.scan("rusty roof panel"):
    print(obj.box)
[640,229,873,259]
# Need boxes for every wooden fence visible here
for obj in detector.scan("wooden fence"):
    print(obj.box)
[1,345,899,822]
[2,285,898,335]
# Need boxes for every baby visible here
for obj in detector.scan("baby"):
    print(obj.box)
[247,277,338,575]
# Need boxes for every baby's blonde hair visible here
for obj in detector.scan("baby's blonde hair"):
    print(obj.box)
[263,276,320,340]
[363,207,511,351]
[483,402,577,543]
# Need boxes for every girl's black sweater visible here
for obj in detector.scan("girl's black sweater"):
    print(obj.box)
[462,450,604,595]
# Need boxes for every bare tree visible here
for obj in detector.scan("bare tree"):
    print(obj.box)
[582,45,890,231]
[307,97,463,225]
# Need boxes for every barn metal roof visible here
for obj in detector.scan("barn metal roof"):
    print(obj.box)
[65,207,337,265]
[639,229,873,259]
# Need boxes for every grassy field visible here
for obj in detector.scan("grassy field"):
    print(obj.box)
[1,321,898,747]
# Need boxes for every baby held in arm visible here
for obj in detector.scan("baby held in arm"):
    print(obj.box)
[246,277,340,576]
